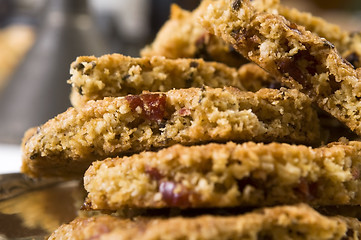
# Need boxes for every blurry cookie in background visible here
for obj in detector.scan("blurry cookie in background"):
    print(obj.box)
[0,24,35,91]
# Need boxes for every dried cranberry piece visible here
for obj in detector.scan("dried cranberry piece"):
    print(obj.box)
[276,52,317,91]
[294,178,318,201]
[351,167,360,180]
[159,181,191,208]
[126,95,143,111]
[277,57,305,82]
[86,224,110,240]
[231,28,260,51]
[126,93,166,122]
[145,166,163,181]
[178,108,191,117]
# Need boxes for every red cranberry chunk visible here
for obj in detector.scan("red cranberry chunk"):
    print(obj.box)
[178,108,191,117]
[294,178,318,201]
[126,93,166,121]
[351,167,360,180]
[145,166,163,181]
[85,224,110,240]
[159,181,192,208]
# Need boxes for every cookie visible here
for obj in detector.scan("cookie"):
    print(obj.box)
[84,140,361,210]
[69,54,275,108]
[200,0,361,136]
[140,2,248,68]
[48,204,360,240]
[21,87,320,178]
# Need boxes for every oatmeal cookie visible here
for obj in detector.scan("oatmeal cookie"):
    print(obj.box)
[49,204,360,240]
[21,87,320,178]
[200,0,361,136]
[69,54,275,108]
[84,140,361,209]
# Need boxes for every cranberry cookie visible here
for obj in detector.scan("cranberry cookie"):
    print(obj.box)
[22,87,320,178]
[84,140,361,209]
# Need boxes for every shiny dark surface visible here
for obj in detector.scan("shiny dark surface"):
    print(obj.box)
[0,173,81,239]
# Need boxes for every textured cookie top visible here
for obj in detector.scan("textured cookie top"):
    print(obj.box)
[22,87,320,178]
[200,0,361,136]
[49,204,357,240]
[69,54,274,108]
[84,140,361,209]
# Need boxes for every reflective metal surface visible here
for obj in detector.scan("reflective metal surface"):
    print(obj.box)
[0,173,82,239]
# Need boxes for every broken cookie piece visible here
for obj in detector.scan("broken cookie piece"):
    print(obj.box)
[200,0,361,136]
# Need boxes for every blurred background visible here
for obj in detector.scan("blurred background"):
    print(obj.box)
[0,0,360,145]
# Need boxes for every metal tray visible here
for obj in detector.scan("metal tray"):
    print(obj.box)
[0,173,82,239]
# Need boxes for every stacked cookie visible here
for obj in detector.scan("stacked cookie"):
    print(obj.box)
[20,0,361,239]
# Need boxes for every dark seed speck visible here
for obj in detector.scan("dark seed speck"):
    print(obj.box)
[74,63,85,71]
[232,0,242,11]
[190,61,199,68]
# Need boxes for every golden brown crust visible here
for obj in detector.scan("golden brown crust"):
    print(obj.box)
[84,140,361,209]
[200,0,361,136]
[49,204,360,240]
[21,87,320,179]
